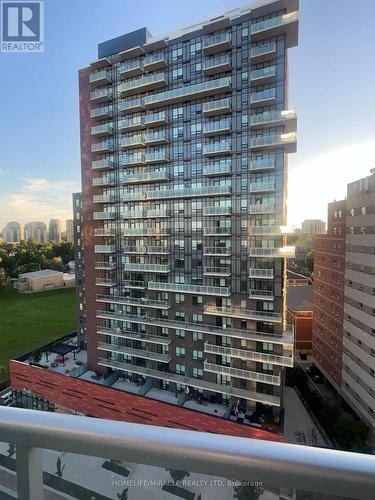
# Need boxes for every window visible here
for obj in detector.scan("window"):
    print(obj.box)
[193,331,203,341]
[172,68,183,80]
[192,313,203,323]
[176,329,185,338]
[190,42,201,55]
[193,367,203,378]
[172,107,184,119]
[172,47,183,60]
[175,294,185,304]
[193,350,203,360]
[175,311,185,321]
[176,364,185,375]
[362,206,367,215]
[176,346,185,357]
[192,295,203,305]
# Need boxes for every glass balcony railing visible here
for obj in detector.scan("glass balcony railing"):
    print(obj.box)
[202,55,231,75]
[123,263,171,273]
[92,175,115,186]
[118,116,145,131]
[250,109,297,128]
[144,131,169,145]
[250,41,277,61]
[144,52,168,71]
[98,342,171,363]
[248,268,274,279]
[90,105,112,119]
[145,208,171,218]
[203,32,231,54]
[203,161,231,176]
[95,278,116,286]
[250,65,277,83]
[118,73,167,96]
[203,246,231,256]
[97,325,172,344]
[249,203,275,214]
[204,305,282,323]
[2,406,374,500]
[91,141,113,153]
[144,77,231,107]
[146,185,231,200]
[251,11,299,36]
[148,281,230,297]
[204,361,281,385]
[250,88,276,105]
[123,227,170,236]
[203,120,231,136]
[144,151,169,163]
[144,111,169,126]
[96,294,170,309]
[93,212,116,220]
[122,245,170,254]
[203,266,231,276]
[250,132,297,151]
[118,60,143,77]
[249,246,295,258]
[91,123,113,136]
[249,181,275,192]
[121,154,146,166]
[249,225,293,236]
[203,205,232,216]
[90,87,112,102]
[94,261,116,270]
[249,158,276,171]
[123,279,146,288]
[203,141,231,155]
[122,210,145,219]
[124,169,169,184]
[118,98,145,113]
[94,244,116,253]
[93,193,116,203]
[203,226,231,236]
[92,158,114,170]
[249,288,275,300]
[202,97,231,116]
[93,228,116,237]
[120,135,145,148]
[204,342,293,367]
[90,69,112,85]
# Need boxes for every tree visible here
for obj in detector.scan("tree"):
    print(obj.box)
[166,469,190,482]
[0,268,7,289]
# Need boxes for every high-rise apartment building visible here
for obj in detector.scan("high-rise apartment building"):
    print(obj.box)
[49,219,61,243]
[342,171,375,428]
[301,219,326,235]
[66,219,74,242]
[79,0,298,417]
[3,221,22,243]
[24,221,48,243]
[312,200,346,391]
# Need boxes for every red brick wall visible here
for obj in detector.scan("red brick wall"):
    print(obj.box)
[10,361,282,442]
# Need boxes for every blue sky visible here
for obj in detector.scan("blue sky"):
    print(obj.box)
[0,0,374,230]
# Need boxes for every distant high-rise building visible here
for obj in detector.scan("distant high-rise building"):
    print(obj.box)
[301,219,326,235]
[24,222,48,243]
[3,221,22,243]
[66,219,74,242]
[49,219,61,243]
[79,0,299,417]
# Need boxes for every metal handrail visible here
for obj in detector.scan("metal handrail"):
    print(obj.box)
[0,407,374,500]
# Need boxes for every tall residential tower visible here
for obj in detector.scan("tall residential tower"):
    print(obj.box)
[79,0,298,417]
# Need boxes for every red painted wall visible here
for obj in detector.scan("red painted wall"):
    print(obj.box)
[10,361,282,442]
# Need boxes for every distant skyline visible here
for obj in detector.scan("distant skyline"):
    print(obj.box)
[0,0,374,228]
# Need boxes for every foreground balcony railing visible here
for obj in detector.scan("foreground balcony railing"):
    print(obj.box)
[1,406,374,500]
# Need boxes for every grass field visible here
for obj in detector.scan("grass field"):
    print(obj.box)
[0,285,75,385]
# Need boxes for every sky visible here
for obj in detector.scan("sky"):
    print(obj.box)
[0,0,374,230]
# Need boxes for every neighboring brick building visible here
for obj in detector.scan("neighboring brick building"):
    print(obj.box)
[286,285,313,352]
[312,200,346,392]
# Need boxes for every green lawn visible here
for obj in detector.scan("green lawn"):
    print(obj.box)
[0,285,75,385]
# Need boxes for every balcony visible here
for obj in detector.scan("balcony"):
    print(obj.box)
[250,88,276,106]
[203,206,232,216]
[91,123,113,137]
[203,246,231,256]
[202,97,232,117]
[98,342,171,363]
[249,181,275,193]
[90,105,113,119]
[148,282,230,297]
[203,120,231,137]
[204,342,293,367]
[118,98,145,114]
[93,228,116,237]
[203,266,231,277]
[92,158,114,170]
[204,361,280,385]
[2,405,375,500]
[144,151,169,163]
[93,193,116,203]
[202,55,231,75]
[145,208,171,218]
[120,134,145,149]
[122,210,145,219]
[121,153,146,166]
[203,32,231,55]
[249,158,276,171]
[118,60,143,77]
[203,226,231,236]
[123,169,169,184]
[123,263,171,273]
[94,261,116,270]
[123,280,146,289]
[118,73,168,96]
[250,65,277,85]
[203,140,231,156]
[250,11,299,48]
[95,278,116,287]
[204,305,282,323]
[90,69,112,86]
[249,268,274,279]
[122,246,170,254]
[249,246,295,258]
[144,53,168,71]
[91,140,113,154]
[118,116,145,131]
[144,77,231,108]
[97,325,171,344]
[144,111,169,126]
[249,203,275,214]
[203,161,231,176]
[146,185,231,200]
[92,175,115,186]
[249,289,275,301]
[144,131,169,145]
[96,294,170,309]
[250,133,297,153]
[250,41,277,62]
[93,212,116,220]
[249,225,293,236]
[94,244,116,253]
[123,227,170,236]
[120,191,146,201]
[250,109,297,130]
[90,87,112,103]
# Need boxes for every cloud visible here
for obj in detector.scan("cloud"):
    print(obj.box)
[288,139,375,227]
[0,177,81,229]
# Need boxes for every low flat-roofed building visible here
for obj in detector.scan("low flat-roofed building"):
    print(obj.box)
[286,270,311,286]
[14,269,69,292]
[287,285,313,352]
